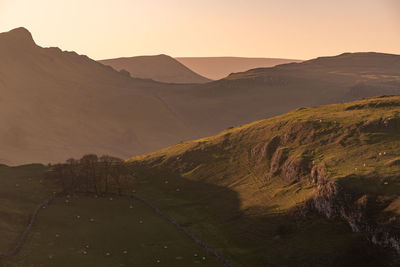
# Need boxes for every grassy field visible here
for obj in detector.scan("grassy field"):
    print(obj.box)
[0,165,222,267]
[0,164,54,253]
[3,196,221,267]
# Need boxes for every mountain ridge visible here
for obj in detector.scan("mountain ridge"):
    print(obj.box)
[175,56,303,80]
[99,54,211,84]
[1,27,400,165]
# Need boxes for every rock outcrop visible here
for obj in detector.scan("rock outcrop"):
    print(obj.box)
[311,179,400,254]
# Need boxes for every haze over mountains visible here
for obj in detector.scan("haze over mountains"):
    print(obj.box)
[0,28,195,164]
[175,57,303,80]
[1,27,400,165]
[99,55,211,84]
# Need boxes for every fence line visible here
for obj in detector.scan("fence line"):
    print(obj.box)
[0,195,56,259]
[1,193,235,267]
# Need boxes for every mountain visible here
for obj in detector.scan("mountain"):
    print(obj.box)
[1,27,400,165]
[99,54,211,84]
[0,28,198,164]
[128,95,400,266]
[175,57,302,80]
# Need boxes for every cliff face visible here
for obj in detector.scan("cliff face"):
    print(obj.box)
[311,179,400,254]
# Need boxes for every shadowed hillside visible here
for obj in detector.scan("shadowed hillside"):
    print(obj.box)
[99,55,211,84]
[0,28,198,164]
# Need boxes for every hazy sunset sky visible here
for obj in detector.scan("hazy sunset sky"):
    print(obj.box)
[0,0,399,60]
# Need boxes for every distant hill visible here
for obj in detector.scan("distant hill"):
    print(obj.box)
[99,55,211,84]
[129,96,400,266]
[155,52,400,141]
[175,57,302,80]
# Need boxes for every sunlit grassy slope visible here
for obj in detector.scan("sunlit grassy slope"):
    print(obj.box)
[130,95,400,210]
[128,95,400,266]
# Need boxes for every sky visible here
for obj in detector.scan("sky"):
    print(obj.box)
[0,0,399,60]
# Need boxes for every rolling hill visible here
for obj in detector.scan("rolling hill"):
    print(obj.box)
[128,96,400,266]
[99,54,211,84]
[175,57,302,80]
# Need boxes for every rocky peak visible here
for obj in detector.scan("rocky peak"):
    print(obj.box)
[0,27,37,49]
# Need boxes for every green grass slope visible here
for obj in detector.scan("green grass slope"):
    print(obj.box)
[128,96,400,266]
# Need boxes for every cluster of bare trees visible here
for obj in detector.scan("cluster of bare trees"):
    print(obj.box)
[47,154,134,196]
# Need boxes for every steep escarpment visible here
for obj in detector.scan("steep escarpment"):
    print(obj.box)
[312,180,400,253]
[130,96,400,262]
